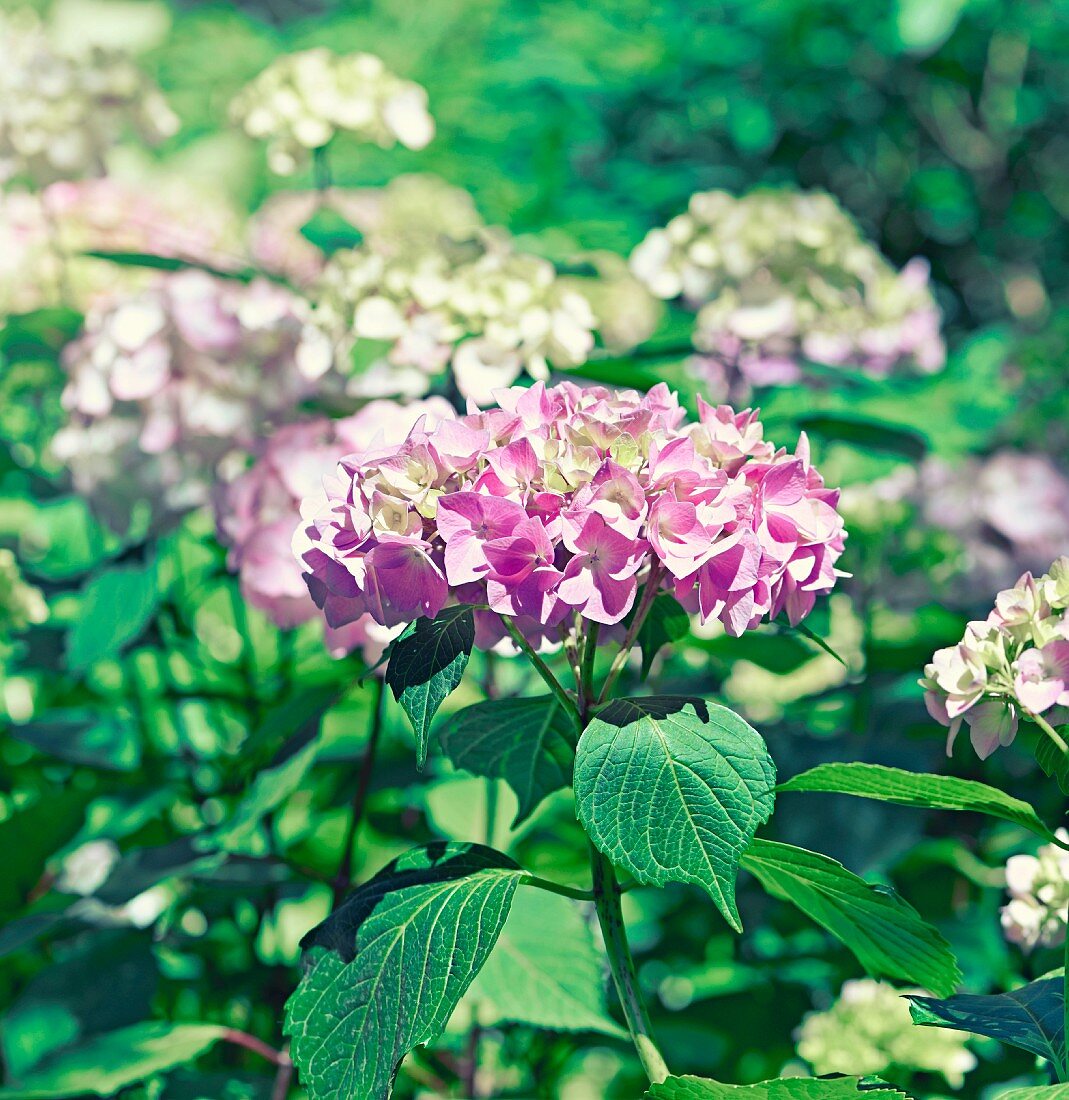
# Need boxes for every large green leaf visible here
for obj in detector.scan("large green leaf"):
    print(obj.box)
[0,1023,226,1099]
[8,709,140,771]
[285,843,524,1099]
[575,696,776,932]
[778,765,1060,840]
[465,887,624,1036]
[438,696,576,825]
[779,762,1059,842]
[1000,1089,1069,1099]
[646,1076,905,1098]
[909,977,1066,1077]
[66,562,161,672]
[740,839,961,996]
[384,606,475,767]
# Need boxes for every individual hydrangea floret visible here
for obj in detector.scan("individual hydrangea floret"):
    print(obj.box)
[294,381,846,650]
[796,979,975,1088]
[630,188,944,398]
[53,271,318,531]
[230,48,433,175]
[301,229,598,404]
[921,557,1069,759]
[216,398,453,661]
[0,9,177,186]
[1002,831,1069,951]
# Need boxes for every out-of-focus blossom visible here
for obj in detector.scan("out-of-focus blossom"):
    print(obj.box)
[558,251,661,353]
[0,177,239,315]
[797,979,975,1088]
[920,557,1069,759]
[303,228,597,404]
[0,9,177,186]
[631,189,944,398]
[294,381,846,649]
[248,174,482,287]
[1001,831,1069,951]
[52,270,316,531]
[0,548,47,637]
[56,838,172,928]
[231,49,433,176]
[215,397,453,661]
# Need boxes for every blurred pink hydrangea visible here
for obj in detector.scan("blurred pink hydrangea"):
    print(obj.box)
[53,270,318,531]
[215,398,453,660]
[630,189,944,399]
[294,381,846,649]
[921,557,1069,759]
[1002,832,1069,951]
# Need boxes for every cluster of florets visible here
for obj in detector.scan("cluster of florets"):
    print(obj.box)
[230,49,434,175]
[0,9,177,186]
[796,980,975,1088]
[52,271,316,530]
[0,549,46,639]
[301,230,597,405]
[630,189,944,398]
[921,558,1069,759]
[248,174,483,288]
[0,178,239,314]
[294,381,846,650]
[215,398,452,660]
[1002,832,1069,951]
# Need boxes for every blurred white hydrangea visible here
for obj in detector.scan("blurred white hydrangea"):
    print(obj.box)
[0,549,47,666]
[797,979,976,1088]
[57,839,172,928]
[52,270,318,531]
[631,188,944,398]
[248,174,482,287]
[231,48,434,176]
[301,228,597,404]
[0,8,177,186]
[1002,831,1069,951]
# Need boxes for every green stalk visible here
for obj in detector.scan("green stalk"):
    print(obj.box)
[500,616,581,729]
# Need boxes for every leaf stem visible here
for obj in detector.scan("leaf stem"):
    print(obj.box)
[521,874,595,902]
[500,616,581,729]
[222,1028,291,1068]
[332,676,386,907]
[589,844,670,1084]
[1027,708,1069,756]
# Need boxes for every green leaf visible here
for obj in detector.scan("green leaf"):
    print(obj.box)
[909,977,1066,1077]
[740,839,961,996]
[779,762,1059,842]
[95,838,222,906]
[646,1075,905,1098]
[299,208,365,254]
[636,593,691,679]
[999,1088,1069,1099]
[0,1022,226,1099]
[285,842,524,1099]
[66,562,161,672]
[575,696,776,931]
[9,709,140,771]
[385,606,475,767]
[438,696,576,825]
[83,249,259,283]
[785,621,848,667]
[465,887,624,1036]
[1036,734,1069,797]
[796,413,928,461]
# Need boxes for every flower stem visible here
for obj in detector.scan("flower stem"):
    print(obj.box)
[589,844,670,1085]
[1028,708,1069,756]
[500,616,581,729]
[597,564,663,704]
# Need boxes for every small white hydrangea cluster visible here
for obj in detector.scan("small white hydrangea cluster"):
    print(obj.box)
[52,271,317,531]
[630,189,944,397]
[230,48,434,175]
[0,548,47,640]
[301,228,597,404]
[0,9,177,186]
[1002,831,1069,951]
[796,979,976,1089]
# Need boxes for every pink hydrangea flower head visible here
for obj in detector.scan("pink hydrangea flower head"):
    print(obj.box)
[294,381,847,645]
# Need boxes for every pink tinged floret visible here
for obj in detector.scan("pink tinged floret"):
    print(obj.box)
[483,517,564,619]
[359,540,447,627]
[436,492,528,585]
[1015,641,1069,714]
[963,699,1019,760]
[484,438,542,492]
[648,496,720,579]
[557,512,645,624]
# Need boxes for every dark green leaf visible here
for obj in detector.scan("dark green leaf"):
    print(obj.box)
[285,843,523,1099]
[637,593,691,679]
[83,249,259,283]
[779,763,1058,842]
[796,413,928,460]
[465,888,624,1036]
[9,710,140,771]
[96,839,222,907]
[1036,734,1069,797]
[66,562,161,672]
[575,696,776,931]
[909,977,1065,1077]
[741,839,961,996]
[299,208,365,254]
[999,1088,1069,1099]
[785,621,848,667]
[384,606,475,767]
[646,1075,905,1098]
[438,696,576,825]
